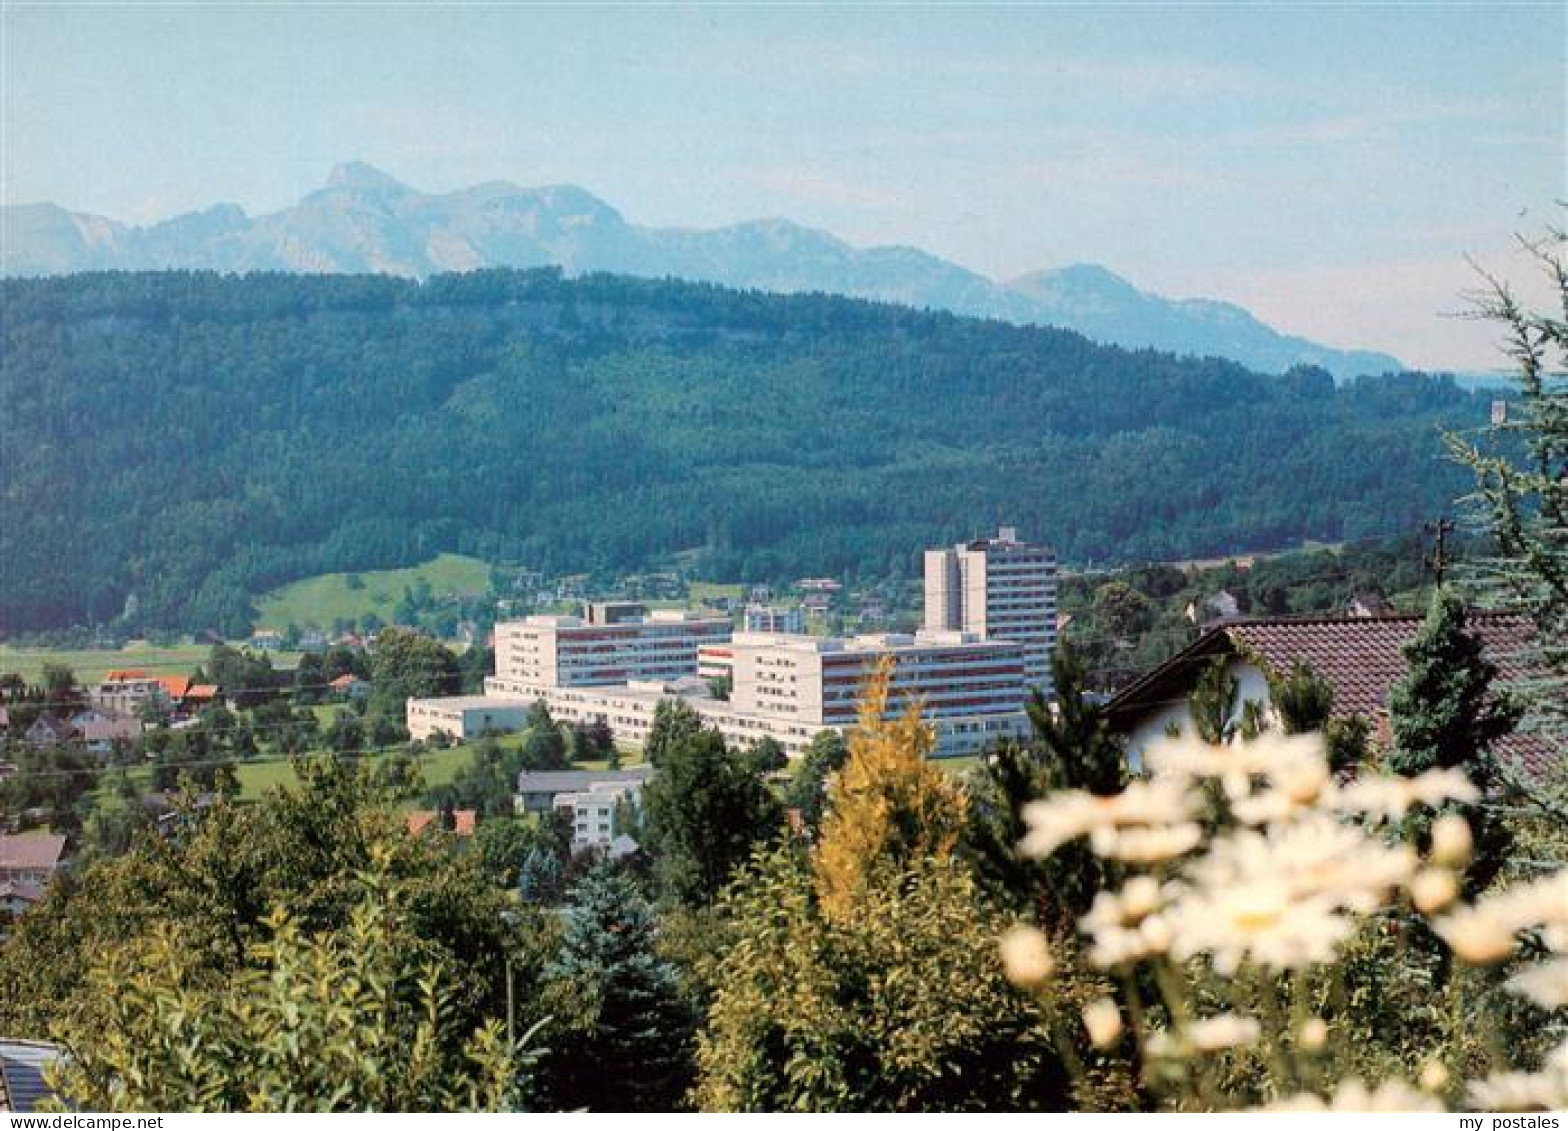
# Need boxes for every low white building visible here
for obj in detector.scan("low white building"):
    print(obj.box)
[405,696,532,742]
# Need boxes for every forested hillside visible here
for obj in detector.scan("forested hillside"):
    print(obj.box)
[1,269,1486,635]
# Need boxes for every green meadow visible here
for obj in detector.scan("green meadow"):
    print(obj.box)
[252,554,492,632]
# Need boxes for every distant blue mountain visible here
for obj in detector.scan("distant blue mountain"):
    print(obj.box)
[1,161,1403,379]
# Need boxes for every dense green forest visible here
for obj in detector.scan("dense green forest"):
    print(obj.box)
[0,269,1490,635]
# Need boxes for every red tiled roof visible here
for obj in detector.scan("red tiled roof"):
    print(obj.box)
[405,810,478,837]
[0,833,67,873]
[1108,612,1557,777]
[156,676,191,699]
[329,674,363,689]
[104,670,150,682]
[184,684,219,700]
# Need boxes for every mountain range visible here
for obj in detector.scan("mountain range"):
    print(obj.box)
[2,161,1401,380]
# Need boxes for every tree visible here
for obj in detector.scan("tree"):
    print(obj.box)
[369,628,460,714]
[643,699,708,769]
[694,850,1068,1111]
[1269,659,1335,734]
[815,656,966,919]
[324,709,366,756]
[517,846,565,905]
[46,859,531,1112]
[742,736,787,777]
[1265,658,1370,773]
[1446,228,1568,784]
[1387,588,1520,782]
[1188,656,1240,744]
[642,720,782,906]
[1387,588,1521,890]
[1,758,517,1047]
[782,730,849,834]
[965,642,1126,925]
[537,865,696,1111]
[475,817,542,888]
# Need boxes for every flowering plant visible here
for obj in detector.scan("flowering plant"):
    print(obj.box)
[1002,731,1568,1111]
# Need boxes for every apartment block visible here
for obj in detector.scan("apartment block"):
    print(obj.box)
[924,525,1058,694]
[488,608,733,693]
[743,603,805,634]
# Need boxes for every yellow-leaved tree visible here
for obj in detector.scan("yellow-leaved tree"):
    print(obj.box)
[814,656,969,918]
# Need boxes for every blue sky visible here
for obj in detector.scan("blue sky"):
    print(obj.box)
[4,3,1563,369]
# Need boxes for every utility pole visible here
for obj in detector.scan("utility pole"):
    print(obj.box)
[1425,517,1456,587]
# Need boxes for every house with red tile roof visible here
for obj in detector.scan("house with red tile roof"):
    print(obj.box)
[405,810,478,838]
[1106,612,1555,777]
[156,676,192,701]
[0,833,67,887]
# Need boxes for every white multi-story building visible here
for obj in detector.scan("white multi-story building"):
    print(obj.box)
[487,608,732,694]
[924,526,1058,695]
[88,672,170,718]
[445,627,1029,759]
[555,779,643,852]
[743,603,805,635]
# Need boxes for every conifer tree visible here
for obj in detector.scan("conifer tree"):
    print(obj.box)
[538,865,696,1111]
[1188,656,1240,743]
[1387,588,1519,784]
[1446,227,1568,787]
[1387,587,1520,890]
[965,642,1126,924]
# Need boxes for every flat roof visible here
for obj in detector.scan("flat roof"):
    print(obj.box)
[406,695,532,711]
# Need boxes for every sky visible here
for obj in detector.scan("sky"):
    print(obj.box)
[3,3,1563,370]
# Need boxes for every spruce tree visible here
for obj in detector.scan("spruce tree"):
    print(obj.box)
[538,865,696,1111]
[1387,588,1520,890]
[1446,228,1568,790]
[1188,656,1240,743]
[1386,588,1519,784]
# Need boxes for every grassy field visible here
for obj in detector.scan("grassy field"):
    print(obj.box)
[228,742,475,800]
[253,553,492,632]
[0,642,303,684]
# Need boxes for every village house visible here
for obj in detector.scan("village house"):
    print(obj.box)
[515,766,655,817]
[22,715,74,750]
[405,809,479,837]
[1105,612,1554,776]
[0,832,67,888]
[69,707,141,751]
[89,670,170,717]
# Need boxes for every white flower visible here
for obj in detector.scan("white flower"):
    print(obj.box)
[1298,1017,1328,1051]
[1193,811,1417,913]
[1165,883,1354,974]
[1418,1060,1449,1093]
[1081,877,1175,967]
[1333,769,1479,821]
[1430,813,1473,867]
[1507,955,1568,1009]
[1089,821,1203,863]
[1467,1043,1568,1113]
[999,924,1054,988]
[1146,732,1327,804]
[1082,997,1123,1049]
[1265,1078,1444,1112]
[1018,778,1198,859]
[1410,867,1459,914]
[1146,1014,1261,1058]
[1433,908,1518,965]
[1434,870,1568,965]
